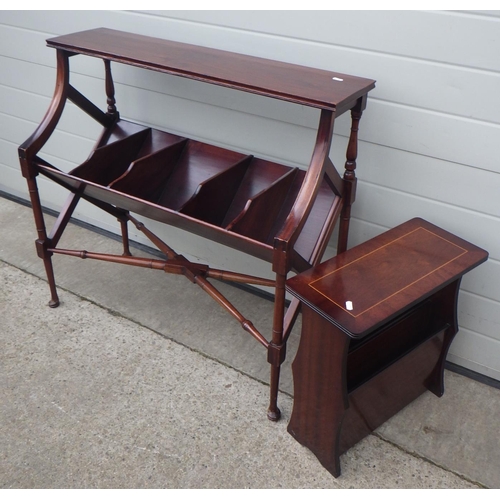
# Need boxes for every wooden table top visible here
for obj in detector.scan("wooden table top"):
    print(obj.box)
[46,28,375,113]
[286,218,488,338]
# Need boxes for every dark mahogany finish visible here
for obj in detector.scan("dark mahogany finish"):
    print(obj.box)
[18,28,375,420]
[286,218,488,477]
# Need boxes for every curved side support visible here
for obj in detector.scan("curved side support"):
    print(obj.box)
[18,49,70,308]
[19,49,70,166]
[267,109,336,421]
[273,109,336,264]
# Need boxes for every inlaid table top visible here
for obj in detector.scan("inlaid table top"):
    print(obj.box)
[286,218,488,338]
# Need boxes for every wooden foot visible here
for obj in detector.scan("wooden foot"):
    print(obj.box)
[39,252,60,307]
[267,407,281,422]
[48,298,60,308]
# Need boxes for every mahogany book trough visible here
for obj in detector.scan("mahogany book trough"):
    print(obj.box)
[18,28,376,420]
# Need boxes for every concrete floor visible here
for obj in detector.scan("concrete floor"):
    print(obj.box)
[1,194,499,488]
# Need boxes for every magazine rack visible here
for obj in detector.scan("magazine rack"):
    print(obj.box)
[18,28,375,420]
[286,218,488,476]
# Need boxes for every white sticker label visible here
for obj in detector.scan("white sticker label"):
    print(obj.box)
[346,301,353,311]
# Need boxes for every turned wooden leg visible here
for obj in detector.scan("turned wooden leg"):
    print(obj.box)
[267,271,288,421]
[118,216,132,256]
[104,59,119,119]
[41,248,60,308]
[267,364,282,422]
[338,103,363,254]
[27,176,60,307]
